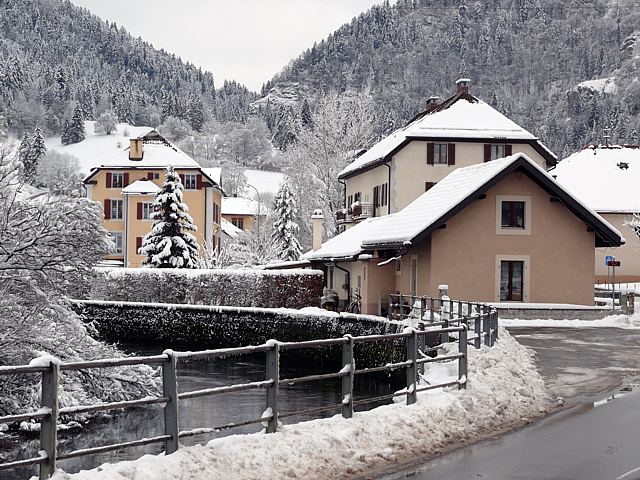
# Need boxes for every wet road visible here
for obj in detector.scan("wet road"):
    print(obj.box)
[387,327,640,480]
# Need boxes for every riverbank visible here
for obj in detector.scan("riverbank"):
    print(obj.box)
[47,328,552,480]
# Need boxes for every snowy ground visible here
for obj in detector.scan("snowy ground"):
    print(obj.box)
[47,329,551,480]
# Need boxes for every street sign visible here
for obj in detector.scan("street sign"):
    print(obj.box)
[605,255,613,266]
[608,260,621,267]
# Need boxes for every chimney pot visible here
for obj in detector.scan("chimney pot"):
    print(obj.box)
[426,96,440,110]
[456,78,471,95]
[129,138,143,160]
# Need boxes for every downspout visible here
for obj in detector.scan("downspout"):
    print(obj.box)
[338,178,346,209]
[384,160,392,214]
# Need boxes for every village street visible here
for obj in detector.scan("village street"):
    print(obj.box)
[385,326,640,480]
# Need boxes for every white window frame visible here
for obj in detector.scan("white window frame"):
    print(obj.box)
[111,231,123,254]
[495,255,530,303]
[434,144,448,165]
[183,174,197,190]
[111,172,124,188]
[110,199,124,220]
[141,202,153,220]
[496,195,531,236]
[490,144,506,161]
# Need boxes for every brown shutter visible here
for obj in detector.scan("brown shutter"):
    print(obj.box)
[123,172,129,186]
[137,202,143,220]
[196,174,203,189]
[179,174,185,186]
[147,172,154,180]
[425,182,435,192]
[106,172,112,188]
[104,199,111,220]
[484,144,491,162]
[505,144,513,156]
[136,237,143,252]
[448,144,456,165]
[427,143,434,165]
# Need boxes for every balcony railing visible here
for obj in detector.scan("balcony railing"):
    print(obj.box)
[352,202,373,221]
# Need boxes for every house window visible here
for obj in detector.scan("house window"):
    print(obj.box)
[501,201,525,229]
[213,202,220,224]
[110,199,123,220]
[232,217,244,230]
[141,202,153,220]
[111,232,123,254]
[183,174,197,190]
[410,256,418,295]
[328,266,334,290]
[395,258,402,276]
[434,144,448,164]
[111,173,124,188]
[500,260,524,301]
[491,144,506,160]
[347,195,353,209]
[382,183,388,206]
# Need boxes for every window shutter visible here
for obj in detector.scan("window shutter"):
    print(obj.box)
[425,181,435,192]
[448,144,456,165]
[427,143,434,165]
[179,174,185,186]
[106,172,112,188]
[373,186,379,207]
[104,199,111,220]
[196,174,203,189]
[147,172,154,180]
[137,202,143,220]
[123,173,129,186]
[505,144,513,156]
[136,237,143,252]
[484,144,491,162]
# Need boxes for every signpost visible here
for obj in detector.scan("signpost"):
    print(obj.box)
[606,256,621,311]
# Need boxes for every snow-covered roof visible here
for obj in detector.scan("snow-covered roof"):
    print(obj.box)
[221,196,267,216]
[202,167,222,187]
[221,218,243,239]
[244,169,285,197]
[553,145,640,213]
[309,154,624,261]
[99,131,200,169]
[121,179,161,196]
[302,217,386,261]
[338,94,555,179]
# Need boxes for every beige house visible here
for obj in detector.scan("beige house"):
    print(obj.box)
[553,144,640,282]
[221,196,267,232]
[336,79,557,229]
[305,154,624,314]
[83,131,223,267]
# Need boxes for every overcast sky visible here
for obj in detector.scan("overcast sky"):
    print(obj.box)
[70,0,384,92]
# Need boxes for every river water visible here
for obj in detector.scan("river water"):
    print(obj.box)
[0,345,403,479]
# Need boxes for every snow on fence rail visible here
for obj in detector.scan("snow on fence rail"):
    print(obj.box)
[0,307,498,479]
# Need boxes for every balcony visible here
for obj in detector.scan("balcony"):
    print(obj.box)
[336,208,353,225]
[352,201,373,221]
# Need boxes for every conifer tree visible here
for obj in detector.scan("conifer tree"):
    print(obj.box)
[139,166,200,268]
[18,131,30,168]
[23,125,46,184]
[186,93,205,132]
[271,183,302,262]
[61,105,85,145]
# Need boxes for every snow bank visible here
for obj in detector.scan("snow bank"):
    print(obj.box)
[48,329,551,480]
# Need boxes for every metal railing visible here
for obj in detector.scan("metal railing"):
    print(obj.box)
[0,323,477,479]
[388,294,499,348]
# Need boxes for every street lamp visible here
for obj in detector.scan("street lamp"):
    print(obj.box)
[244,183,261,234]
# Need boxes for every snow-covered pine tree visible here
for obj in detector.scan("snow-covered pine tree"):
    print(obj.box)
[61,104,86,145]
[139,166,200,268]
[271,183,303,261]
[18,131,30,168]
[23,125,46,184]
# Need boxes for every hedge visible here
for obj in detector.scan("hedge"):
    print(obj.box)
[89,267,323,309]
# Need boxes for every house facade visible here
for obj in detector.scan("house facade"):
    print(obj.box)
[306,155,624,313]
[83,131,223,267]
[553,144,640,282]
[336,79,557,228]
[221,196,267,232]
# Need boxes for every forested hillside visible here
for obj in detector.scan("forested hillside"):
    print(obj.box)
[265,0,640,157]
[0,0,256,137]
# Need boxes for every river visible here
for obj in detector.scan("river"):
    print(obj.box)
[0,344,403,479]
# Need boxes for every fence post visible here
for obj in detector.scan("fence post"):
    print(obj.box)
[493,310,499,343]
[429,297,435,323]
[399,294,404,321]
[388,294,393,320]
[40,362,59,480]
[483,307,491,347]
[418,321,426,376]
[265,341,279,433]
[406,329,418,405]
[341,335,354,419]
[162,350,179,455]
[474,314,481,349]
[458,323,468,390]
[450,299,454,320]
[457,300,462,321]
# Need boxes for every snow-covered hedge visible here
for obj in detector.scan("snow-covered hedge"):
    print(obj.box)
[73,301,404,367]
[89,268,323,309]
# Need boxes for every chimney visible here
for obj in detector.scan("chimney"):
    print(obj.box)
[425,96,440,112]
[312,209,324,251]
[129,138,143,160]
[456,78,471,95]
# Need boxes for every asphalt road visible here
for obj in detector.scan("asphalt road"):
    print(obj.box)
[386,327,640,480]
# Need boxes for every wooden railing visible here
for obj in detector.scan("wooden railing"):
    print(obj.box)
[0,319,488,479]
